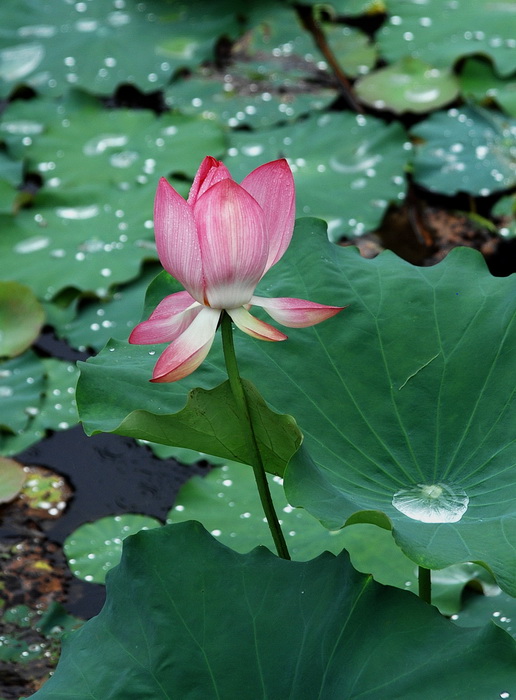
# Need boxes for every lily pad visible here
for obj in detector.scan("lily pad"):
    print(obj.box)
[165,75,336,129]
[411,105,516,196]
[378,0,516,77]
[0,350,45,434]
[228,112,409,239]
[0,281,45,358]
[0,93,224,299]
[50,265,161,352]
[459,57,516,117]
[355,57,459,114]
[0,0,243,97]
[0,457,26,503]
[64,514,161,584]
[78,218,516,595]
[31,522,516,699]
[167,462,352,561]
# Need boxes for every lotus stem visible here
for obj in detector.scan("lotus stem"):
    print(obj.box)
[220,312,291,560]
[418,566,432,604]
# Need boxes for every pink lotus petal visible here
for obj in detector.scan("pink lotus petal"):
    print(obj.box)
[151,307,221,383]
[129,291,201,345]
[227,306,287,341]
[241,159,295,271]
[194,179,268,309]
[154,178,204,303]
[188,156,232,204]
[251,296,345,328]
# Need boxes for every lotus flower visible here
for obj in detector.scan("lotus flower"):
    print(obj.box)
[130,156,343,382]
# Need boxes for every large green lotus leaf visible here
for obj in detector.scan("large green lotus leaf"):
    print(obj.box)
[49,265,161,352]
[77,218,516,594]
[0,281,45,358]
[165,76,336,129]
[459,58,516,117]
[0,198,155,301]
[65,514,162,584]
[227,113,409,239]
[411,105,516,196]
[355,57,459,114]
[0,357,79,456]
[2,92,225,195]
[31,522,516,699]
[0,350,45,434]
[167,463,490,615]
[0,0,243,97]
[455,588,516,640]
[378,0,516,77]
[34,359,79,433]
[167,462,352,561]
[0,95,223,299]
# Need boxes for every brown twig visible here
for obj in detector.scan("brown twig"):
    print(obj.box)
[295,4,364,113]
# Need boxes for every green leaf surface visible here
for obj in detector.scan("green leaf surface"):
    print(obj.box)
[355,57,459,114]
[50,265,161,352]
[78,218,516,594]
[79,368,301,476]
[459,58,516,117]
[167,462,490,615]
[378,0,516,77]
[167,462,352,561]
[0,281,45,357]
[0,456,26,503]
[0,350,45,434]
[0,93,224,299]
[227,113,409,239]
[31,522,516,699]
[165,75,336,129]
[64,514,161,584]
[411,105,516,196]
[0,0,242,96]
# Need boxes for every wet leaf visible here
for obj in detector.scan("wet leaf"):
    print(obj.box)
[0,350,45,434]
[378,0,516,77]
[64,514,161,584]
[167,462,352,561]
[411,105,516,196]
[49,265,161,352]
[165,75,336,129]
[355,57,459,114]
[227,112,409,239]
[31,523,516,699]
[0,0,242,96]
[0,93,224,299]
[0,281,45,358]
[459,57,516,117]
